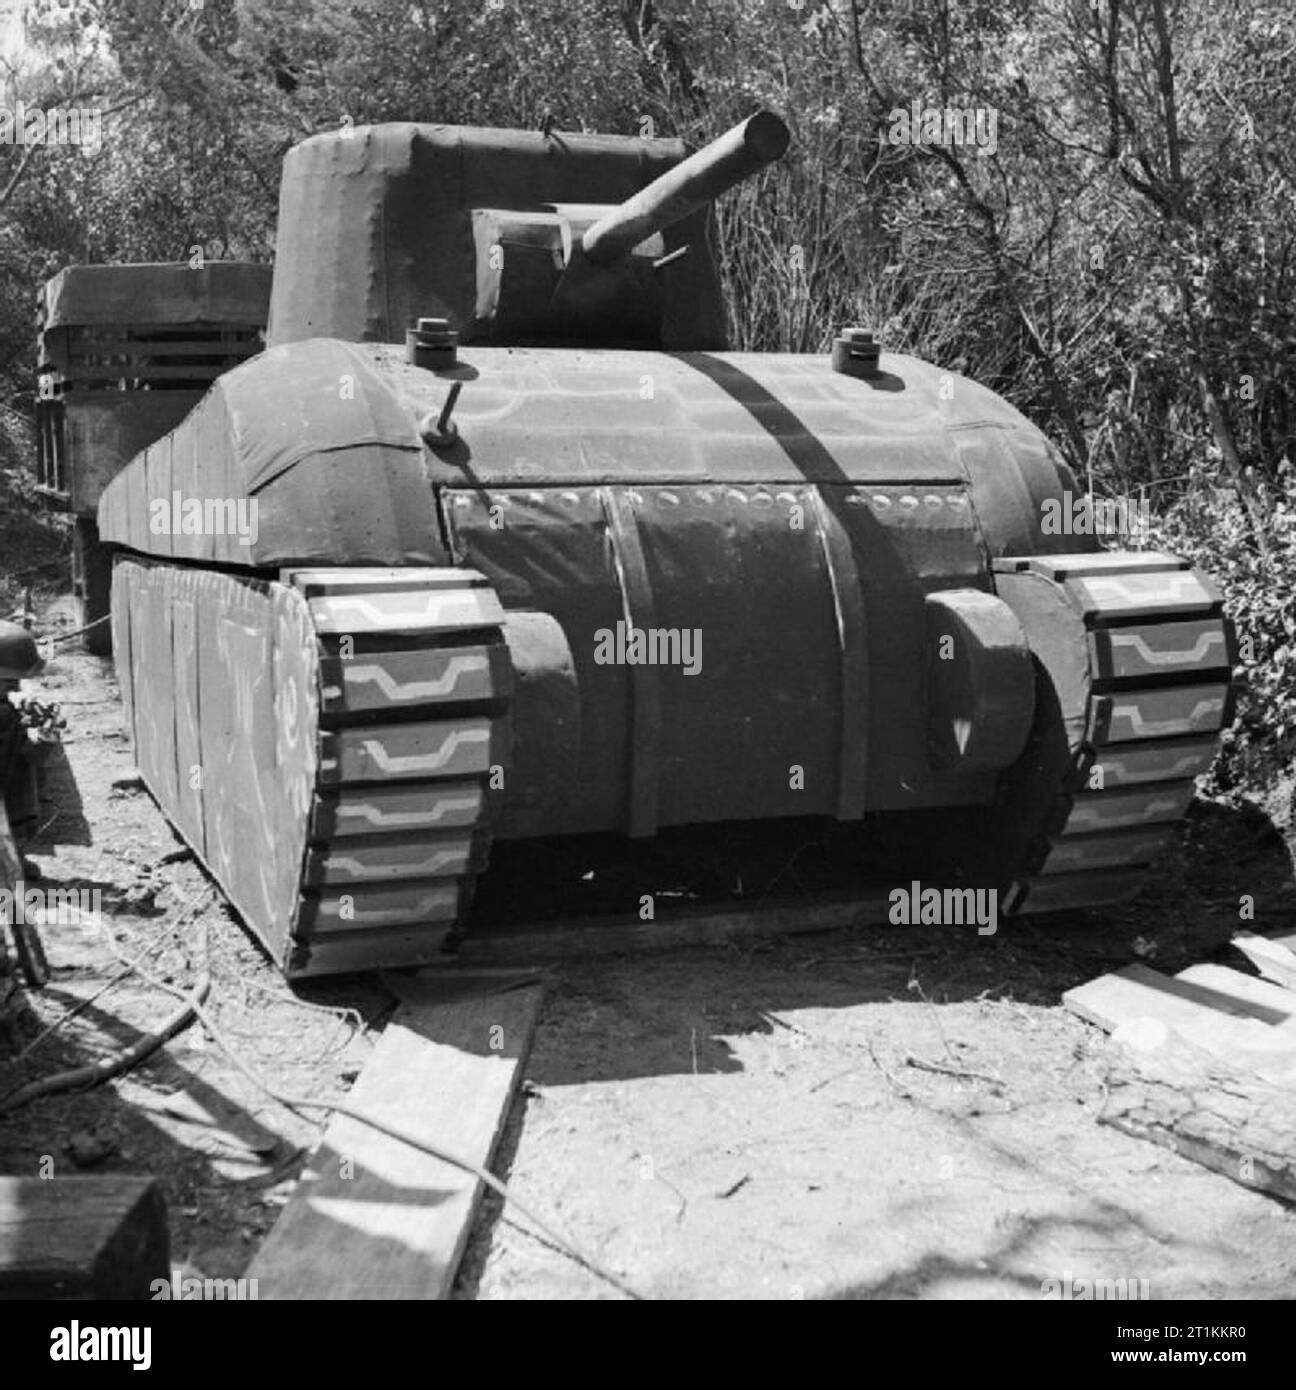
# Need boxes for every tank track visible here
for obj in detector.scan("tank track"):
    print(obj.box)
[997,552,1234,915]
[114,549,1232,975]
[113,560,510,977]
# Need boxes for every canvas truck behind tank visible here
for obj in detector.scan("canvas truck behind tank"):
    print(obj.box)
[35,263,272,653]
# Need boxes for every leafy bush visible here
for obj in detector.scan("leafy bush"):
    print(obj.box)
[1148,481,1296,793]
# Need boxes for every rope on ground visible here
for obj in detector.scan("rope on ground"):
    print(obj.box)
[10,887,211,1064]
[0,925,210,1114]
[11,963,134,1063]
[104,920,642,1300]
[42,614,111,644]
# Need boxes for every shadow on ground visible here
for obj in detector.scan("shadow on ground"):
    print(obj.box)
[458,793,1293,1087]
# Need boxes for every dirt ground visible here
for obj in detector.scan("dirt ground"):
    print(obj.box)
[3,579,1295,1300]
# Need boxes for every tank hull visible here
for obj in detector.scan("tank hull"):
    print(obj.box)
[98,340,1081,835]
[98,340,1235,976]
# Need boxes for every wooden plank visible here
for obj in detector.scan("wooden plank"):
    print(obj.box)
[63,321,261,339]
[1230,932,1296,992]
[1100,1026,1296,1204]
[0,1176,169,1299]
[58,364,233,384]
[1175,963,1296,1019]
[248,974,543,1299]
[65,338,260,358]
[453,889,894,964]
[1062,962,1296,1085]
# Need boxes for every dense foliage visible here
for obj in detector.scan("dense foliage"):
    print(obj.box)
[2,0,1293,778]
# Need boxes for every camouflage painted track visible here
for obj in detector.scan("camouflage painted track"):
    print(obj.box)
[112,548,1232,973]
[112,559,509,976]
[999,553,1233,914]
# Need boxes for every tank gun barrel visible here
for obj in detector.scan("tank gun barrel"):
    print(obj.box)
[580,111,790,266]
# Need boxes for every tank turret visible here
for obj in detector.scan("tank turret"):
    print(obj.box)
[267,114,788,351]
[579,111,790,265]
[547,112,789,327]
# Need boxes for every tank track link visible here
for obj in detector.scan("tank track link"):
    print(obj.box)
[997,552,1234,915]
[112,559,510,977]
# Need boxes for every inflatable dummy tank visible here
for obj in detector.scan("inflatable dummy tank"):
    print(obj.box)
[97,113,1234,976]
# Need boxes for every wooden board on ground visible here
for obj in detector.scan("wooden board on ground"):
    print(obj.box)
[1062,962,1296,1085]
[453,889,894,964]
[0,1175,169,1299]
[1174,962,1295,1019]
[1230,932,1296,992]
[1067,959,1296,1203]
[1100,1024,1296,1205]
[248,972,543,1300]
